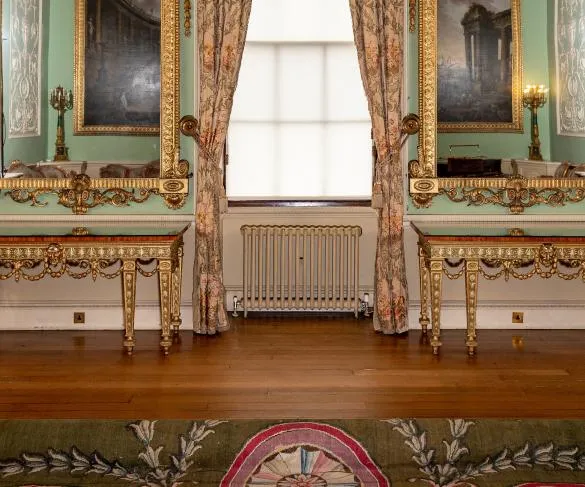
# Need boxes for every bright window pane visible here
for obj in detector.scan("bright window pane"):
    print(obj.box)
[279,46,323,121]
[325,123,372,197]
[247,0,354,42]
[279,124,324,197]
[231,45,275,121]
[326,46,370,121]
[227,0,372,200]
[227,123,276,197]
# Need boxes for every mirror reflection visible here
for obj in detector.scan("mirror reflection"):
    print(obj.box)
[0,0,160,180]
[434,1,585,182]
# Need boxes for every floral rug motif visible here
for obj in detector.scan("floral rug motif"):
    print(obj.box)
[1,419,585,486]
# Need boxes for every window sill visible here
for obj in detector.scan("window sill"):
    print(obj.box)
[228,199,371,208]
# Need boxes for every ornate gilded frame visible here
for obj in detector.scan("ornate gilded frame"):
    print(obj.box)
[0,0,189,213]
[409,0,585,214]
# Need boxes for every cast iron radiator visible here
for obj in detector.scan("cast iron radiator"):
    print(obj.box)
[240,225,362,317]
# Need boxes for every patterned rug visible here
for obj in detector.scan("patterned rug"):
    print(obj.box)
[1,419,585,486]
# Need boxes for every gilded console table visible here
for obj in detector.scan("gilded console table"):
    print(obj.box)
[411,221,585,356]
[0,224,188,355]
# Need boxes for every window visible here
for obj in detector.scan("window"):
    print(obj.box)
[227,0,372,200]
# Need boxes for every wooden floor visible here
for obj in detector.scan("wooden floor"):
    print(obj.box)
[1,316,584,419]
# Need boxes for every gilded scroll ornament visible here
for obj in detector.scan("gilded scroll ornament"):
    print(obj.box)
[410,175,585,213]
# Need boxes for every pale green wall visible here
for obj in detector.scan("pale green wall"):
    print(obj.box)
[2,0,49,166]
[0,0,195,215]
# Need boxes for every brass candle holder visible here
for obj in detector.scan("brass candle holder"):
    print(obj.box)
[50,86,73,161]
[522,84,548,161]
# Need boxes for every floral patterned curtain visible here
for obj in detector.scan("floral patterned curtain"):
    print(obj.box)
[349,0,408,334]
[194,0,252,334]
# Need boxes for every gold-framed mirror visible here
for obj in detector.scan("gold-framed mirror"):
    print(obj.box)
[0,0,189,214]
[409,0,585,214]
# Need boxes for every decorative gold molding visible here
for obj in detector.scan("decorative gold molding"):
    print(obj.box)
[417,0,437,179]
[410,175,585,213]
[5,174,158,214]
[184,0,192,37]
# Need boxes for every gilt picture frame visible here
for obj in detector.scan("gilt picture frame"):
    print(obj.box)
[74,0,161,135]
[436,0,523,133]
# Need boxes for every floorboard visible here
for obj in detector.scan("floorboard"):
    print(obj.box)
[0,316,584,418]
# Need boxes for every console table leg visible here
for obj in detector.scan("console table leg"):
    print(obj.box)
[465,259,479,356]
[170,244,183,336]
[429,259,443,354]
[418,246,430,334]
[158,260,173,355]
[122,260,137,355]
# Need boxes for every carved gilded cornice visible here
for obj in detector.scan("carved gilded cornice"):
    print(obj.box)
[410,176,585,213]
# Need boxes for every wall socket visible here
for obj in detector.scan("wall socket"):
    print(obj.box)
[512,311,524,324]
[73,312,85,324]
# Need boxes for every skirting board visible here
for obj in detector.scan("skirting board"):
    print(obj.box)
[0,304,192,331]
[1,300,584,330]
[407,301,585,330]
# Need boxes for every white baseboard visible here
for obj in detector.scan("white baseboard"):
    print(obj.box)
[408,300,585,330]
[1,300,583,331]
[0,302,192,331]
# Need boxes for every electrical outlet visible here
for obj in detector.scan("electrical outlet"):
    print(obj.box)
[512,311,524,324]
[73,312,85,324]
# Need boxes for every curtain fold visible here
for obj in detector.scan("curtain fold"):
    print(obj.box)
[194,0,252,334]
[349,0,408,334]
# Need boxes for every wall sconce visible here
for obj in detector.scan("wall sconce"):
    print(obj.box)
[522,84,548,161]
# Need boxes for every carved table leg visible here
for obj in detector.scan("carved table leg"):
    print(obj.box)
[429,259,443,354]
[465,259,479,356]
[418,246,431,334]
[158,259,173,355]
[170,244,184,336]
[122,260,137,355]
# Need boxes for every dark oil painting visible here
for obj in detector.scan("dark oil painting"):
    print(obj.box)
[80,0,160,134]
[437,0,517,131]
